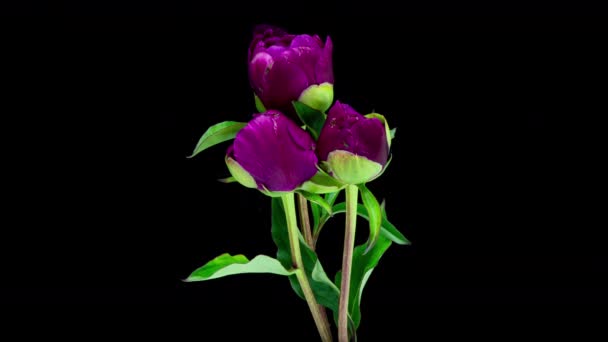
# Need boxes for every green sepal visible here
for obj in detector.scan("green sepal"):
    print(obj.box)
[325,150,383,185]
[225,156,257,189]
[298,82,334,113]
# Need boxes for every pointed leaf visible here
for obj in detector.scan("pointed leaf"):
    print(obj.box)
[310,202,321,234]
[293,101,327,140]
[332,202,410,245]
[185,253,294,282]
[325,190,341,208]
[189,121,246,158]
[254,94,266,113]
[358,184,382,253]
[312,190,342,245]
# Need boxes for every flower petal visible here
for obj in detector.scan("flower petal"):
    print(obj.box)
[259,55,309,111]
[315,36,334,84]
[248,52,274,94]
[233,111,318,192]
[350,116,388,165]
[290,34,322,83]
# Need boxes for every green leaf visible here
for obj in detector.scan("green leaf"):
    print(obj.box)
[217,176,236,183]
[310,202,321,234]
[293,101,326,140]
[297,191,332,216]
[312,190,341,244]
[358,184,382,253]
[313,190,342,236]
[332,202,410,245]
[254,94,266,113]
[334,234,392,329]
[185,253,294,282]
[271,198,340,312]
[325,190,341,208]
[390,127,397,140]
[189,121,246,158]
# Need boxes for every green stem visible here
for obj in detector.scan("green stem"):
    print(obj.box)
[282,193,333,342]
[297,193,332,329]
[338,185,358,342]
[297,193,314,249]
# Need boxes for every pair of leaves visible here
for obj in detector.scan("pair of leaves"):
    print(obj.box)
[185,197,340,328]
[308,186,409,335]
[311,191,341,247]
[334,234,393,329]
[271,197,341,312]
[312,184,382,251]
[298,190,333,216]
[333,200,399,330]
[313,186,410,249]
[185,196,342,314]
[331,202,410,246]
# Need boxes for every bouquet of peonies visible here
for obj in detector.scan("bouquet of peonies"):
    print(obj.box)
[187,25,409,342]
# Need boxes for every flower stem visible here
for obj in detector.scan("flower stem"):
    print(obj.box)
[338,185,358,342]
[297,193,314,249]
[282,193,333,342]
[297,193,331,335]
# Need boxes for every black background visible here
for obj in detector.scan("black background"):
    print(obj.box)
[2,1,607,339]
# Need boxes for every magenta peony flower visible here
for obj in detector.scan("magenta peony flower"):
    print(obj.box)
[316,101,390,184]
[226,111,319,192]
[248,25,334,114]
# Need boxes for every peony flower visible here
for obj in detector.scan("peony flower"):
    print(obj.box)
[226,110,319,192]
[248,25,334,115]
[316,101,390,184]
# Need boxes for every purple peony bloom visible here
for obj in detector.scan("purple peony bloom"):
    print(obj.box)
[316,101,389,184]
[227,110,319,192]
[317,101,389,165]
[248,25,334,114]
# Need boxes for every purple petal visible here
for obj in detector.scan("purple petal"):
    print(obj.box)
[316,101,388,165]
[248,25,293,61]
[290,34,323,49]
[248,27,335,114]
[350,116,388,165]
[289,34,322,83]
[258,55,309,111]
[315,36,334,84]
[248,52,274,94]
[233,111,318,192]
[265,45,290,58]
